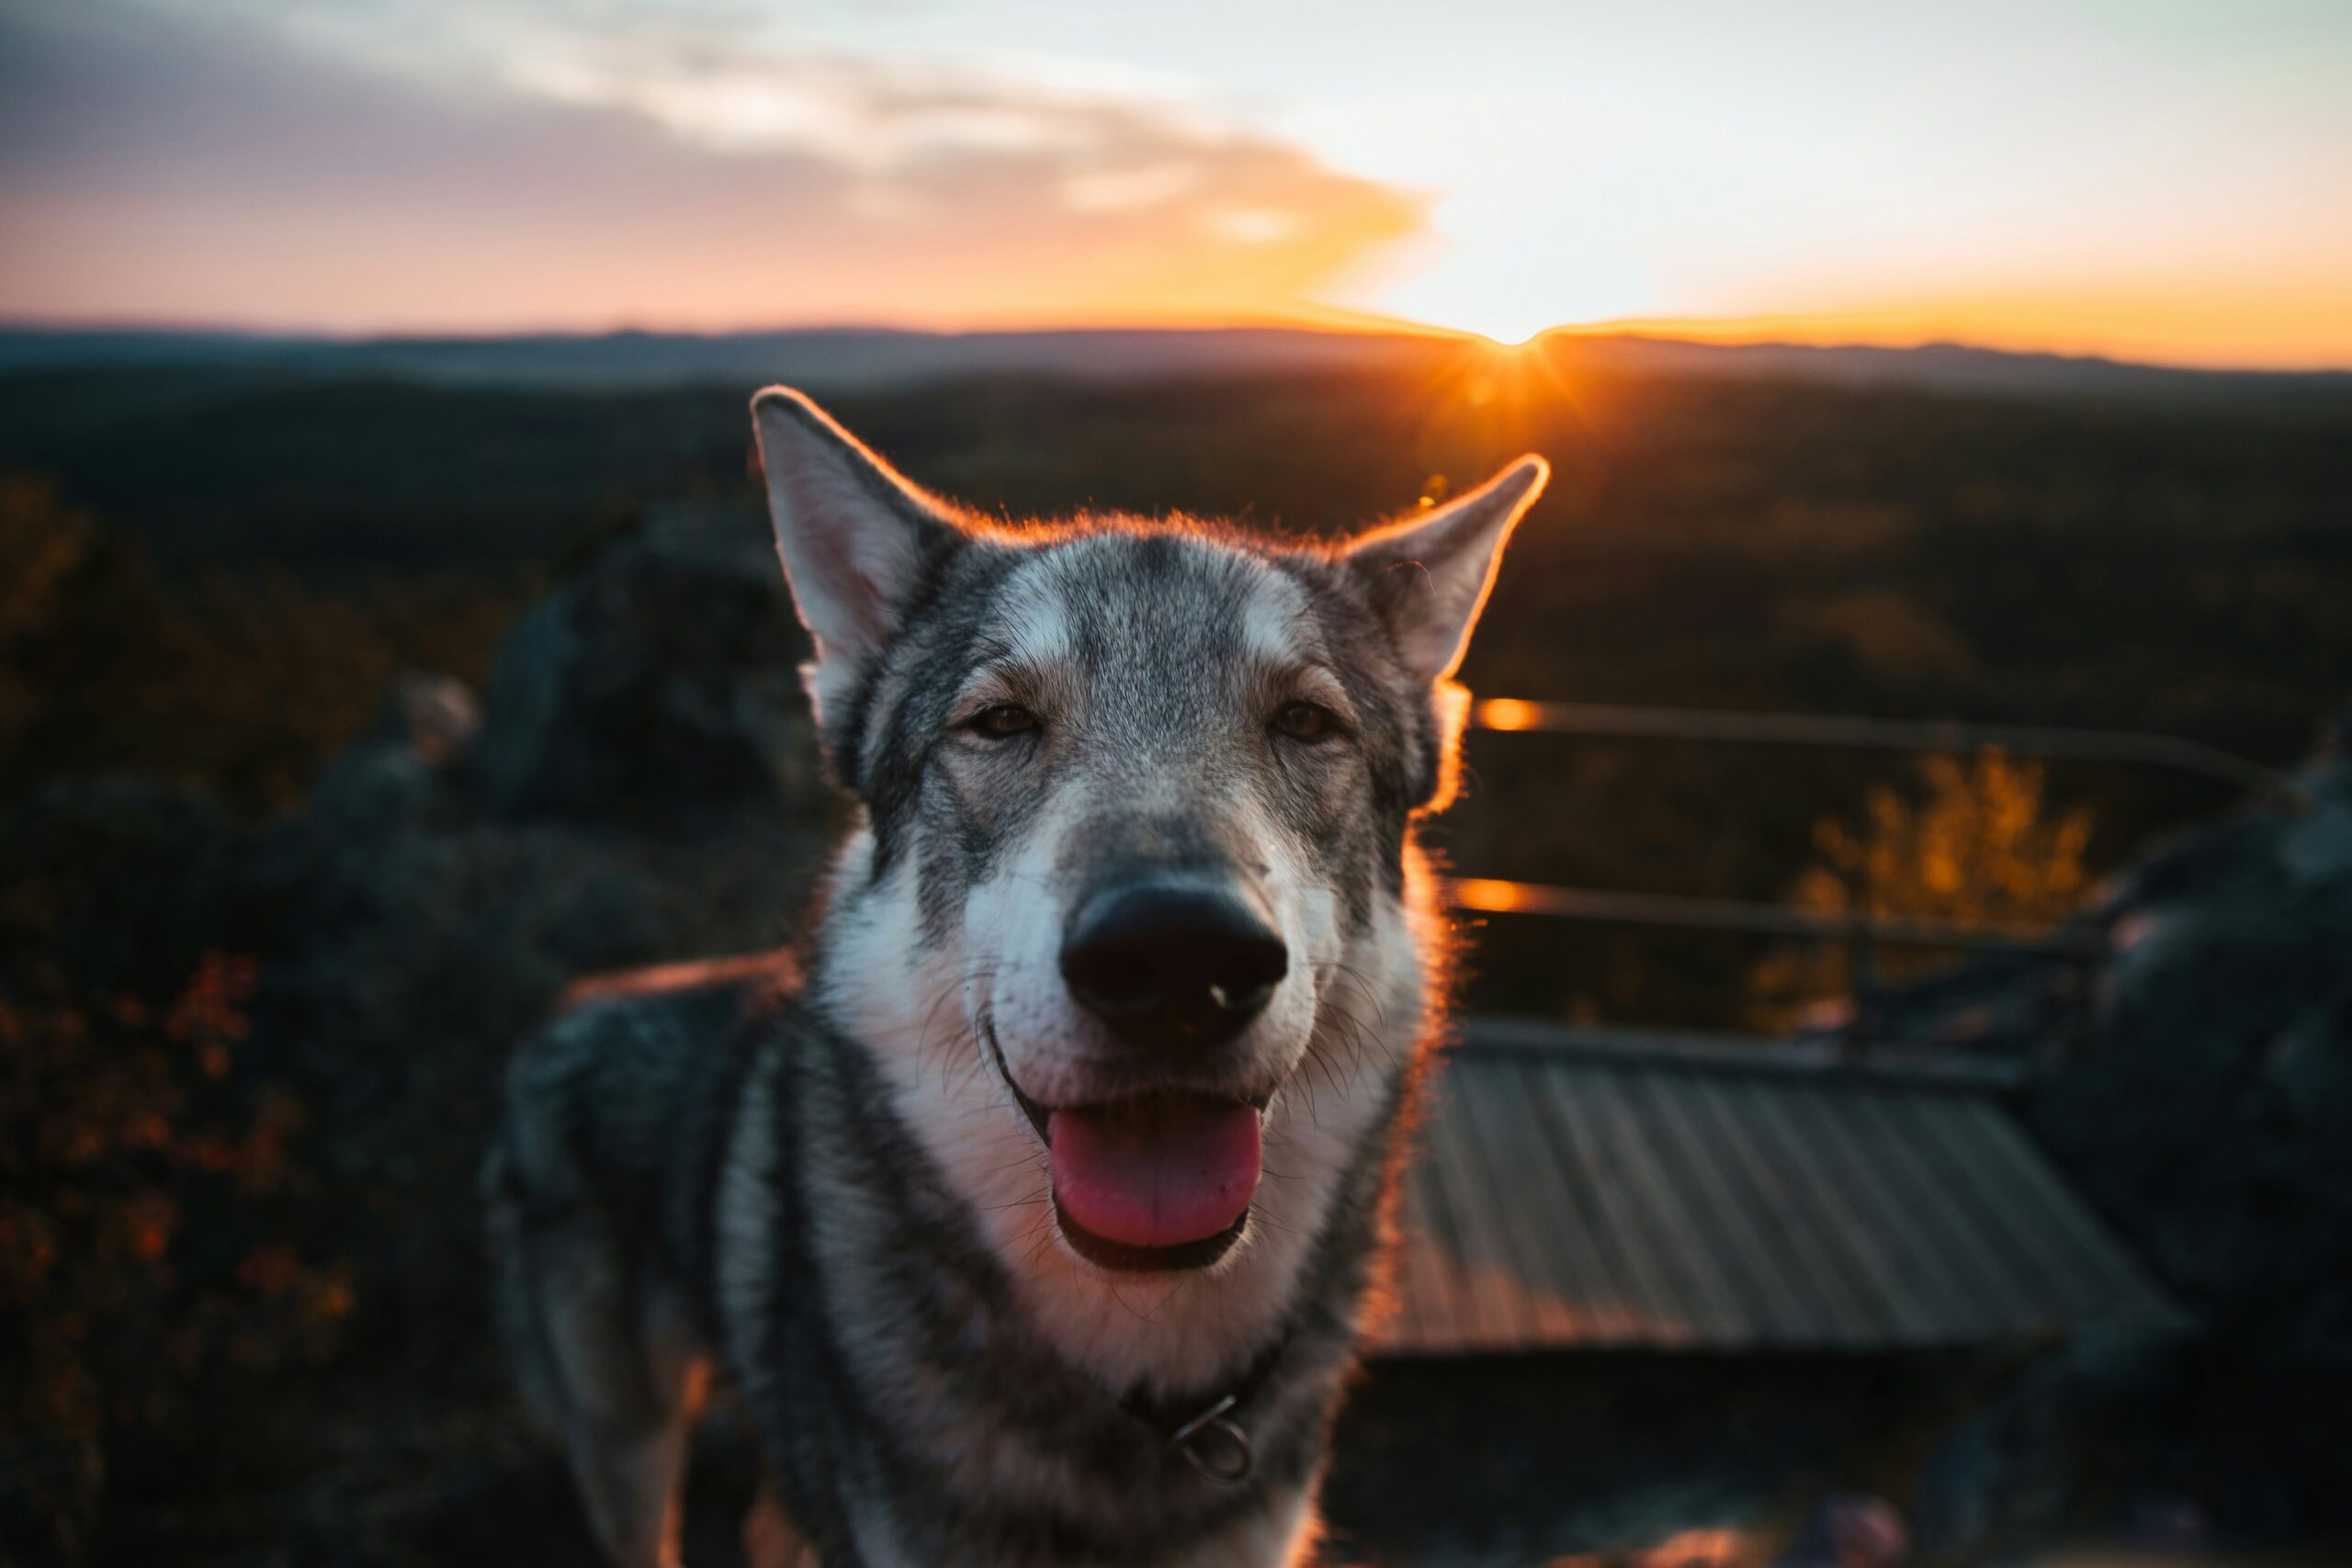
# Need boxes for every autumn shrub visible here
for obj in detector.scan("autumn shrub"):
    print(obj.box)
[0,952,350,1564]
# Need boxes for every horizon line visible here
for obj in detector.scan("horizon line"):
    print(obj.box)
[3,309,2348,378]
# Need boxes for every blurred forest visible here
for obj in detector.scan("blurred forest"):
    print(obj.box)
[4,347,2351,1562]
[6,348,2348,1015]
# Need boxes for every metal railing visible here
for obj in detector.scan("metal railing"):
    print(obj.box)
[1469,698,2307,807]
[1445,877,2107,959]
[1449,698,2297,1062]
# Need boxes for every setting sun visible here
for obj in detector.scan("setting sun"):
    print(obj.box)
[1467,323,1555,352]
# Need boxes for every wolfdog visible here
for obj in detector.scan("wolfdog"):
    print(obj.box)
[483,388,1547,1567]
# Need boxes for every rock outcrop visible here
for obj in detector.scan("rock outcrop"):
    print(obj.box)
[1894,716,2352,1540]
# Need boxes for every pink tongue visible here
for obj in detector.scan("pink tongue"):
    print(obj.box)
[1048,1097,1262,1249]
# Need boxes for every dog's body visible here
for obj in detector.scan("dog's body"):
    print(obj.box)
[485,389,1547,1568]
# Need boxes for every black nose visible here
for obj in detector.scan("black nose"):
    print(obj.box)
[1059,885,1289,1050]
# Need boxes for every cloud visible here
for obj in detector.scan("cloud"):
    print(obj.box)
[1060,162,1202,214]
[0,0,1422,332]
[237,0,1178,169]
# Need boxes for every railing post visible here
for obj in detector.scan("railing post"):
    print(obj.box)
[1844,858,1879,1063]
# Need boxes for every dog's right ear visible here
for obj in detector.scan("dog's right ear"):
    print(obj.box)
[752,387,966,729]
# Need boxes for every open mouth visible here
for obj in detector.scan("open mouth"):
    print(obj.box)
[989,1029,1263,1273]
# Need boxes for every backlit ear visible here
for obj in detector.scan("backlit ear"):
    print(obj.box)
[752,386,965,726]
[1345,456,1548,683]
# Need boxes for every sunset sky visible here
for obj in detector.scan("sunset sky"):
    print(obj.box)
[3,0,2347,367]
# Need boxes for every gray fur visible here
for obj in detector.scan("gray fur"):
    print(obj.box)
[486,389,1546,1567]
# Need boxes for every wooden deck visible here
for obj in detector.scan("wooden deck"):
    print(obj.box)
[1372,1021,2186,1356]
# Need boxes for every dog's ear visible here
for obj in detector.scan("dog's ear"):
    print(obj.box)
[752,387,966,726]
[1344,456,1548,684]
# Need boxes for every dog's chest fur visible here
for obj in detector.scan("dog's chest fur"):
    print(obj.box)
[668,960,1409,1567]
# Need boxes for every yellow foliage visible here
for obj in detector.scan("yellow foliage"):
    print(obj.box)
[1794,750,2093,925]
[1748,750,2094,1028]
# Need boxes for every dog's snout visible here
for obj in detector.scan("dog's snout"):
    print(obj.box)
[1059,885,1288,1050]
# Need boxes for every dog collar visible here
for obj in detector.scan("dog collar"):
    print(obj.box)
[1161,1393,1252,1483]
[1114,1334,1288,1485]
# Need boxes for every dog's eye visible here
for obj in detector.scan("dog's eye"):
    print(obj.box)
[967,703,1040,739]
[1272,702,1336,741]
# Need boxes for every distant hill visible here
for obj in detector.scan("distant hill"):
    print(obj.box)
[0,325,1430,393]
[3,322,2346,402]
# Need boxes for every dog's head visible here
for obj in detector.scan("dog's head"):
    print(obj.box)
[754,388,1544,1378]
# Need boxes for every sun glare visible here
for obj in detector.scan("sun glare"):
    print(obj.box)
[1448,878,1531,914]
[1475,697,1544,731]
[1467,321,1556,351]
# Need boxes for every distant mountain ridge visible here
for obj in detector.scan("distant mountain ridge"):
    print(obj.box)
[4,323,2346,401]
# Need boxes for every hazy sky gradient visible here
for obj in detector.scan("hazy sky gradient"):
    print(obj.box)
[4,0,2347,366]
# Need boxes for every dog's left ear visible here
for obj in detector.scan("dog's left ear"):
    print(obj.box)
[1345,456,1549,683]
[752,386,967,729]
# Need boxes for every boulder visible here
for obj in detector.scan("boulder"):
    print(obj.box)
[153,506,835,1359]
[470,504,823,831]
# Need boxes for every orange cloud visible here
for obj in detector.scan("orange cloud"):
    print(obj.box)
[0,1,1421,333]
